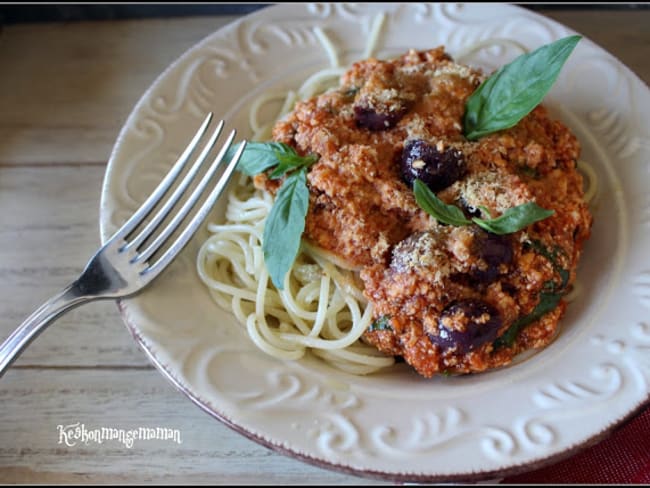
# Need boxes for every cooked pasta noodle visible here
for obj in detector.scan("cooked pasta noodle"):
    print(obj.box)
[313,26,340,69]
[563,278,582,303]
[296,67,347,100]
[196,23,596,374]
[363,12,386,59]
[566,159,599,304]
[454,38,530,63]
[578,159,598,204]
[196,173,395,374]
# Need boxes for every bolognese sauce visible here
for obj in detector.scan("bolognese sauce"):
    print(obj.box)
[256,47,592,376]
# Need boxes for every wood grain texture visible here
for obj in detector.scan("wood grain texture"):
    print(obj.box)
[0,165,148,367]
[0,369,382,484]
[0,9,648,484]
[0,17,235,165]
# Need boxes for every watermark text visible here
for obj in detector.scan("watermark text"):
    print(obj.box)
[57,422,182,449]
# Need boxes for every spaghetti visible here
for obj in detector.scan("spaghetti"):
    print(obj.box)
[197,23,597,375]
[196,172,395,374]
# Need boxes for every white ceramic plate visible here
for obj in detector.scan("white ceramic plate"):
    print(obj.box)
[99,3,650,482]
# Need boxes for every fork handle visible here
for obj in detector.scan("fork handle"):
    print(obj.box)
[0,282,90,378]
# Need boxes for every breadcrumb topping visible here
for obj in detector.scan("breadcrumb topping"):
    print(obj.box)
[262,47,592,377]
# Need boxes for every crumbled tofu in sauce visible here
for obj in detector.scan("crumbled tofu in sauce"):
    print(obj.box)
[261,47,592,377]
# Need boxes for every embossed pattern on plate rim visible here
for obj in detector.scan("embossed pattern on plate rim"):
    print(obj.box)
[100,3,650,482]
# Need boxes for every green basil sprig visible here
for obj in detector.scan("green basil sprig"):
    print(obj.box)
[473,202,555,234]
[227,141,316,179]
[229,141,317,289]
[262,168,310,289]
[413,179,473,227]
[526,239,570,289]
[493,291,563,348]
[413,179,554,235]
[463,35,581,140]
[368,315,393,332]
[268,149,318,179]
[494,240,571,349]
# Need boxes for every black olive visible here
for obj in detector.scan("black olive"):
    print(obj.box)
[458,196,482,219]
[470,232,513,283]
[400,139,466,192]
[428,299,502,353]
[354,105,406,131]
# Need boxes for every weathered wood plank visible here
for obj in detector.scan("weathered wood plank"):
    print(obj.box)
[0,369,384,484]
[0,12,647,167]
[0,10,648,484]
[0,165,148,366]
[0,17,236,165]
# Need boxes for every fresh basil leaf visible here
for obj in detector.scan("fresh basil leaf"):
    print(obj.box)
[262,168,310,289]
[558,269,570,290]
[478,205,493,218]
[369,315,393,332]
[473,202,554,235]
[526,239,570,290]
[464,35,581,140]
[230,141,317,288]
[494,291,563,348]
[228,141,299,176]
[413,181,554,234]
[269,150,318,179]
[464,67,504,139]
[413,179,471,226]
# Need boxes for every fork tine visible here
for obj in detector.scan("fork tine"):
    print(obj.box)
[111,112,214,242]
[133,128,242,267]
[121,118,225,253]
[144,138,246,279]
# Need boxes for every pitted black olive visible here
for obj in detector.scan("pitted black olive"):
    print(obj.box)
[354,105,406,131]
[458,196,482,219]
[428,299,502,353]
[400,139,466,192]
[470,232,513,283]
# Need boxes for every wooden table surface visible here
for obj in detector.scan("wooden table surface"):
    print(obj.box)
[0,8,648,484]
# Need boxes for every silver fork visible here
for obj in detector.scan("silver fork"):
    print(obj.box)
[0,113,246,378]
